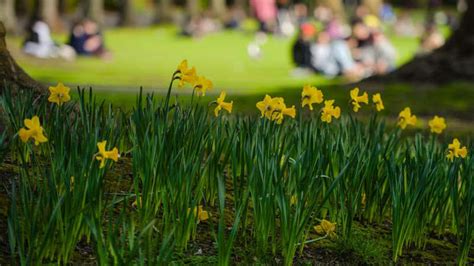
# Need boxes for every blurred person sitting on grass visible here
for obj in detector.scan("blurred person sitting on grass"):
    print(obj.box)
[418,23,445,55]
[347,16,396,76]
[250,0,277,33]
[181,12,221,38]
[22,16,76,61]
[68,18,112,59]
[291,23,363,80]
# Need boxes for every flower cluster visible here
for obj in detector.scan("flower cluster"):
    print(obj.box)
[176,60,213,96]
[18,83,120,168]
[314,219,337,239]
[256,95,296,124]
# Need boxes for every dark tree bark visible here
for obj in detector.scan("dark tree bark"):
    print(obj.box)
[0,21,45,92]
[0,21,45,134]
[372,1,474,82]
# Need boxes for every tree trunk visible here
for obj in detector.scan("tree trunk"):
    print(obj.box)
[0,0,17,32]
[362,0,382,17]
[119,0,134,26]
[211,0,226,18]
[0,21,45,92]
[82,0,104,25]
[154,0,173,23]
[316,0,344,19]
[187,0,199,17]
[39,0,61,31]
[368,1,474,83]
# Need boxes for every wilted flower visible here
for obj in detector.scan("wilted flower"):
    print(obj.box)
[191,205,209,222]
[398,107,417,129]
[314,219,337,239]
[96,140,120,168]
[372,93,384,111]
[18,116,48,145]
[428,115,446,134]
[214,91,233,116]
[48,82,71,106]
[350,88,369,112]
[301,85,324,110]
[447,138,468,161]
[321,100,341,123]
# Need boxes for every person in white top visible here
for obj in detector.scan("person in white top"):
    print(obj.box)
[23,19,75,60]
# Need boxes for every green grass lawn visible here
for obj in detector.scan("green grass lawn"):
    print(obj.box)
[6,25,473,136]
[7,25,418,94]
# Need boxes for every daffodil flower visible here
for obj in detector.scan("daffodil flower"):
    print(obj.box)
[290,195,297,206]
[428,115,446,134]
[397,107,417,129]
[350,87,369,112]
[193,76,213,96]
[188,205,209,223]
[18,116,48,145]
[214,91,233,116]
[314,219,337,239]
[447,138,468,161]
[301,85,324,110]
[372,93,384,111]
[48,82,71,106]
[257,95,295,123]
[256,95,274,118]
[321,100,341,123]
[176,60,198,87]
[96,140,120,168]
[132,196,142,208]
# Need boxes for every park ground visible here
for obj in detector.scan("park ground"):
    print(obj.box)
[6,25,474,136]
[1,25,474,264]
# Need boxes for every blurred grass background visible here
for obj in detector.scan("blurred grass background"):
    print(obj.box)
[6,23,472,136]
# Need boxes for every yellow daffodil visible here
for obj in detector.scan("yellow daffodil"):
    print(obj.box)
[350,88,369,112]
[290,195,297,206]
[301,85,324,110]
[272,99,296,124]
[256,95,274,118]
[214,91,233,117]
[447,138,468,161]
[176,60,197,87]
[96,140,120,168]
[193,76,213,96]
[321,100,341,123]
[257,95,295,123]
[18,116,48,145]
[372,93,384,111]
[314,219,337,239]
[397,107,417,129]
[193,205,209,222]
[132,196,142,208]
[48,82,71,106]
[428,115,447,134]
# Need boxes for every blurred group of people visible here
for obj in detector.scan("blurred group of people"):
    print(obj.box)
[292,5,396,81]
[22,17,110,60]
